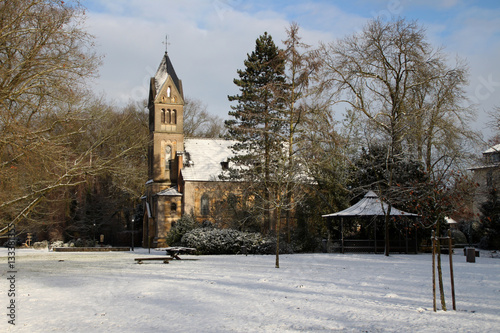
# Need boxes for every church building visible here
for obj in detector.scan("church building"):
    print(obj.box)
[142,52,236,248]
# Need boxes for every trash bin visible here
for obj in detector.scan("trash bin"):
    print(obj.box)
[466,248,476,263]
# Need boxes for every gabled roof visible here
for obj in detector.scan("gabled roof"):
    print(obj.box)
[152,52,182,100]
[322,191,419,218]
[484,144,500,154]
[470,144,500,170]
[156,186,182,197]
[181,138,237,182]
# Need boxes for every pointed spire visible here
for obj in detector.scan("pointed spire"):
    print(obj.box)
[152,51,181,100]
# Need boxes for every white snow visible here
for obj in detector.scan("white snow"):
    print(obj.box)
[2,248,500,332]
[484,144,500,154]
[182,138,236,181]
[322,191,418,217]
[154,58,169,95]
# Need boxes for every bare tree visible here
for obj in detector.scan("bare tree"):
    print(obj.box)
[486,106,500,145]
[315,18,477,257]
[183,97,226,138]
[314,17,480,312]
[406,58,477,173]
[253,150,307,268]
[0,1,147,236]
[270,22,322,267]
[63,100,149,243]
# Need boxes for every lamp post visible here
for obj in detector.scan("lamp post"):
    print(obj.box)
[131,216,135,251]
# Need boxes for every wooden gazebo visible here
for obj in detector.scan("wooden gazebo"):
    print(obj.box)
[322,191,420,253]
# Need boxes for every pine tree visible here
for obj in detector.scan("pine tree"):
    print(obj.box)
[480,188,500,250]
[225,32,287,233]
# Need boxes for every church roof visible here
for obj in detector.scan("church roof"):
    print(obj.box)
[153,52,182,99]
[156,186,182,197]
[181,138,237,182]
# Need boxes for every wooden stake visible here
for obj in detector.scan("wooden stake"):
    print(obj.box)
[432,230,437,312]
[448,229,456,310]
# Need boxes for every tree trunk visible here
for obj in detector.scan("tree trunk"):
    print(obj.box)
[437,243,447,310]
[436,220,447,310]
[275,206,281,268]
[384,207,391,256]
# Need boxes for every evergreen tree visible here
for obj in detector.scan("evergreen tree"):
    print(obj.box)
[480,189,500,250]
[225,32,287,233]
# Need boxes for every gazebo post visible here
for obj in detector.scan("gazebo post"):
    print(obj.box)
[374,217,377,254]
[405,219,409,254]
[415,224,418,253]
[341,217,344,254]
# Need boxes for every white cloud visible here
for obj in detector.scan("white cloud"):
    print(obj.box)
[430,6,500,136]
[84,0,499,140]
[85,0,340,118]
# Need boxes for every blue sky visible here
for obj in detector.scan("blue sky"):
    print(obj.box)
[83,0,500,141]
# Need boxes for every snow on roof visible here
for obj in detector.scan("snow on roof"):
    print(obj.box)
[322,191,419,218]
[181,138,237,182]
[484,144,500,154]
[445,217,457,224]
[470,144,500,170]
[153,52,181,99]
[156,186,182,196]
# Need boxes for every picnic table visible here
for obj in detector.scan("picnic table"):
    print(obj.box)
[159,247,197,260]
[135,247,197,264]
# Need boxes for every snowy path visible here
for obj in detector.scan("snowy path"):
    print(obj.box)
[2,249,499,332]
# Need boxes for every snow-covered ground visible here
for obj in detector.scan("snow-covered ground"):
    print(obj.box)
[2,248,500,332]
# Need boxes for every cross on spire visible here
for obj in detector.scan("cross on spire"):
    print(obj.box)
[163,35,170,53]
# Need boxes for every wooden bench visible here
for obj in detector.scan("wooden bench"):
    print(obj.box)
[134,257,172,264]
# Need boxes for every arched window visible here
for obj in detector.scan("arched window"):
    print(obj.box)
[170,202,177,213]
[171,109,176,124]
[200,194,210,216]
[166,109,171,124]
[165,145,172,170]
[167,86,171,98]
[161,109,166,123]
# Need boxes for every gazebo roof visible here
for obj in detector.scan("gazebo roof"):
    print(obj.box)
[322,191,419,218]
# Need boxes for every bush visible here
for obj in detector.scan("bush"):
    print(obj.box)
[181,228,287,255]
[166,215,197,246]
[50,240,65,248]
[32,240,49,250]
[451,229,467,245]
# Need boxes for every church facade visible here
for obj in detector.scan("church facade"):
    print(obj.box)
[142,52,237,248]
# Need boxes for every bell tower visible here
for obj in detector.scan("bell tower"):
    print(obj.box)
[147,51,184,189]
[144,51,184,248]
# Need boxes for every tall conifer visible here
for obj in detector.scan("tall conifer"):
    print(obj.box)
[225,32,287,232]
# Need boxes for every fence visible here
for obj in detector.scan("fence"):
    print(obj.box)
[330,238,418,254]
